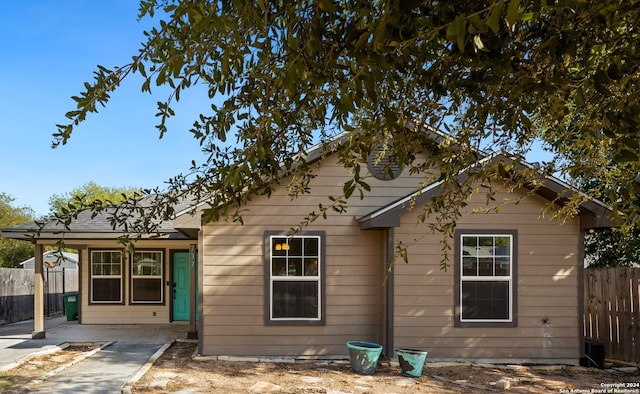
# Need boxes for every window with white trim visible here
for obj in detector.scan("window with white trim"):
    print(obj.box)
[266,233,324,324]
[455,231,517,327]
[90,250,123,303]
[131,250,163,303]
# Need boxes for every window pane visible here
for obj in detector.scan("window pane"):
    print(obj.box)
[304,238,318,256]
[93,278,121,302]
[304,258,318,276]
[478,257,494,276]
[272,281,318,318]
[288,238,303,256]
[106,262,121,276]
[495,257,510,276]
[462,256,477,276]
[462,236,477,248]
[461,281,509,320]
[272,258,286,276]
[132,278,162,302]
[494,236,510,247]
[288,258,302,276]
[93,251,104,263]
[110,252,120,264]
[133,252,162,276]
[492,245,510,256]
[272,238,287,256]
[462,236,478,257]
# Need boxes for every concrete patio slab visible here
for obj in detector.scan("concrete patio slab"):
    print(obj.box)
[0,316,189,392]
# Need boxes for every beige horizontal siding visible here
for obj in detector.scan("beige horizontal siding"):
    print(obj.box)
[81,307,169,324]
[203,284,263,295]
[393,186,582,363]
[517,285,578,297]
[200,154,400,356]
[394,315,580,328]
[199,342,358,357]
[200,152,584,362]
[77,241,193,325]
[202,275,263,287]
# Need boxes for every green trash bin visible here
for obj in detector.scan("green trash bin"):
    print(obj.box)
[63,292,79,321]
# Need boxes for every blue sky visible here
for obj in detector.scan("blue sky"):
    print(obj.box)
[1,1,211,217]
[1,2,553,218]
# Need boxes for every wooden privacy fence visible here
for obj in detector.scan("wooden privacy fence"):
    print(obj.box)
[0,267,78,325]
[584,267,640,364]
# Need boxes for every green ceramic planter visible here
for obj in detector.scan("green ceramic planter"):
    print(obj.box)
[395,348,428,377]
[347,341,383,375]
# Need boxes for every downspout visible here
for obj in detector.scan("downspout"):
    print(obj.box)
[77,247,83,324]
[578,227,586,363]
[385,228,395,359]
[197,229,204,355]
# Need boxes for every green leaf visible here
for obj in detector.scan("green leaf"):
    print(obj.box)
[497,162,508,177]
[520,12,537,22]
[343,181,355,199]
[468,14,488,34]
[454,14,466,52]
[488,1,504,34]
[575,87,585,106]
[506,0,520,29]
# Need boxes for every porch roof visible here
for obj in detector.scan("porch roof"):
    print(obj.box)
[1,203,194,241]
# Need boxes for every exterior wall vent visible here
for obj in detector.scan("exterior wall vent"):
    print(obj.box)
[367,144,402,180]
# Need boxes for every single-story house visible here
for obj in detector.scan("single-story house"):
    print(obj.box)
[1,134,612,363]
[20,250,78,270]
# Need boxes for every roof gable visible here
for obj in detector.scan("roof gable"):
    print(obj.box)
[357,154,613,230]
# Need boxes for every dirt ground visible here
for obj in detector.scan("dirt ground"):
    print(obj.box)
[1,341,637,393]
[0,344,100,393]
[132,341,640,393]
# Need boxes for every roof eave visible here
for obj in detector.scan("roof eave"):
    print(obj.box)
[1,230,191,241]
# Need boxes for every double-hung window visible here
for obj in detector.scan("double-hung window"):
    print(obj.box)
[265,232,325,325]
[90,250,123,303]
[131,250,163,303]
[455,230,517,327]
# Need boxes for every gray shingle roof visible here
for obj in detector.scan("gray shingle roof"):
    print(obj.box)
[1,195,195,240]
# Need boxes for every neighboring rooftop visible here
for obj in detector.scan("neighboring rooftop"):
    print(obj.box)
[20,250,78,269]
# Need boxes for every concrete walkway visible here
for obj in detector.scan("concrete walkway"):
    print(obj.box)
[0,316,189,393]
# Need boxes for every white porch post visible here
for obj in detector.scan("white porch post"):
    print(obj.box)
[32,243,45,339]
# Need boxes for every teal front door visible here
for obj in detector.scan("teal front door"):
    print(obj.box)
[172,251,197,321]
